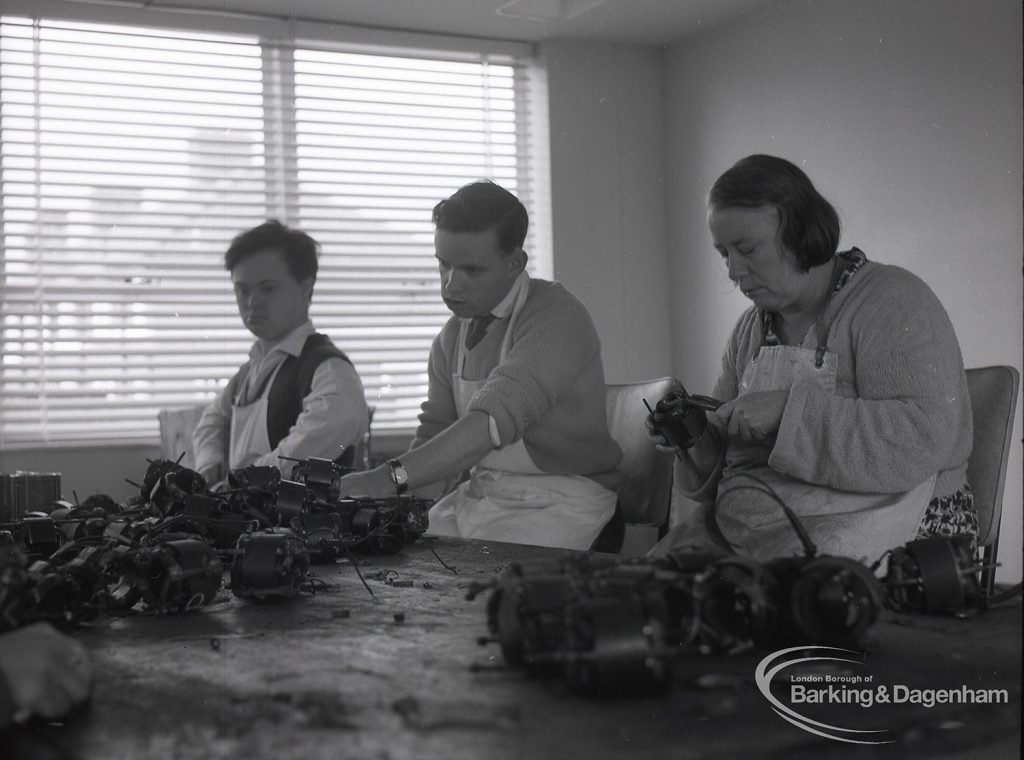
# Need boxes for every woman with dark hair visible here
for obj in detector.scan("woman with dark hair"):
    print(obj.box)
[650,155,975,562]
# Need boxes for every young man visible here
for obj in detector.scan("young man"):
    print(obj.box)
[192,221,368,487]
[337,182,621,550]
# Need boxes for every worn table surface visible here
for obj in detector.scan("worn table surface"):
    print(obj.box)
[3,538,1020,760]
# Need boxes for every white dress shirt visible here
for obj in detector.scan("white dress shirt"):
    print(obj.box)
[192,321,367,478]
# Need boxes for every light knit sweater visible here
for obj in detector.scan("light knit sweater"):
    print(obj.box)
[691,258,972,503]
[415,278,622,480]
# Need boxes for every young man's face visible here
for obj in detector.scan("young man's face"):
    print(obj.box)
[435,227,526,319]
[231,248,312,345]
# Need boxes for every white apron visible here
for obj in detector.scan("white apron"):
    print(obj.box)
[426,281,616,550]
[228,363,284,470]
[710,334,935,563]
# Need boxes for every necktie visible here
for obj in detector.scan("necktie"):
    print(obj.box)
[465,313,496,350]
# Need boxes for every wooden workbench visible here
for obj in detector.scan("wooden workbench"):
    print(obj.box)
[3,538,1020,760]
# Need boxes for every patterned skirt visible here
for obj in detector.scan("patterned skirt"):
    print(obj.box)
[914,485,979,552]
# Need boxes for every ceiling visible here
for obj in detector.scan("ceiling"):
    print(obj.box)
[136,0,773,47]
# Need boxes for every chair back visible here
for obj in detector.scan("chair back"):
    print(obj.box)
[351,405,376,471]
[157,404,207,469]
[965,365,1020,550]
[605,378,680,531]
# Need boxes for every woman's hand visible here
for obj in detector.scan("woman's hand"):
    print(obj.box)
[715,390,789,441]
[644,416,678,455]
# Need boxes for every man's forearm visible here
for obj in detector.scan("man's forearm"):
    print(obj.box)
[398,411,494,490]
[336,411,495,498]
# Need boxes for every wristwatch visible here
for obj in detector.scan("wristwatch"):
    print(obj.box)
[385,458,409,494]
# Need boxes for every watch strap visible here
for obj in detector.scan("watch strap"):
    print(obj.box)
[386,458,408,494]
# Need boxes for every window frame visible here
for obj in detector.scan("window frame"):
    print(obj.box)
[0,1,551,451]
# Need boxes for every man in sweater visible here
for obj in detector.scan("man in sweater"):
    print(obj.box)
[192,221,368,487]
[337,181,621,550]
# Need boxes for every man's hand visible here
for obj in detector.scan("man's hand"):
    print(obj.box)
[1,623,93,723]
[336,466,397,499]
[715,390,789,442]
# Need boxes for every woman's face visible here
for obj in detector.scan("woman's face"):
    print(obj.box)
[708,205,807,314]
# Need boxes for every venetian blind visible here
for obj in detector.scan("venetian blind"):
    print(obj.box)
[0,15,542,447]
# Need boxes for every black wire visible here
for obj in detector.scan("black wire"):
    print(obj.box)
[716,472,818,557]
[339,499,408,551]
[341,544,377,600]
[870,549,893,574]
[428,545,458,574]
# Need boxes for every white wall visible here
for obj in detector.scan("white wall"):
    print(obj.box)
[541,41,673,384]
[663,0,1023,581]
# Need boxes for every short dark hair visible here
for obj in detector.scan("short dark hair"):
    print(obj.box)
[709,155,840,271]
[224,220,319,283]
[432,180,528,255]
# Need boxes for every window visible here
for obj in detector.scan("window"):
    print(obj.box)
[0,13,547,448]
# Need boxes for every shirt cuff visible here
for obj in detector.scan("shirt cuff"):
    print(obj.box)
[487,413,502,448]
